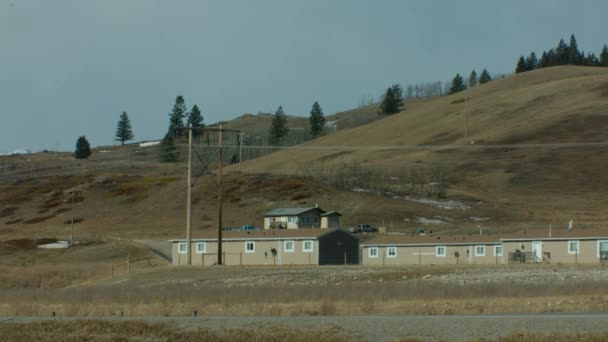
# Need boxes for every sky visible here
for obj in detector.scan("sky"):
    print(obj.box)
[1,0,607,152]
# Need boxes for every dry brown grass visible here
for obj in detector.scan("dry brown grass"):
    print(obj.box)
[0,320,355,342]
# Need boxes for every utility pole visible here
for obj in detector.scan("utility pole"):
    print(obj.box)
[217,125,224,265]
[70,189,75,246]
[186,124,193,265]
[238,132,243,171]
[464,92,469,141]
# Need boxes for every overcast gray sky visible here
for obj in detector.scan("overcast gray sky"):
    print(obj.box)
[1,0,606,152]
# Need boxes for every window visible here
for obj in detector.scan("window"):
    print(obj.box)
[368,247,379,258]
[303,240,314,252]
[288,216,297,223]
[284,240,295,252]
[436,246,446,257]
[568,240,579,255]
[387,247,397,258]
[245,241,255,253]
[196,242,206,254]
[598,241,608,259]
[494,245,503,257]
[301,216,310,224]
[314,217,319,223]
[475,245,485,256]
[178,242,187,254]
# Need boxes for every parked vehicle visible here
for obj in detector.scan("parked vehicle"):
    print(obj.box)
[349,224,378,234]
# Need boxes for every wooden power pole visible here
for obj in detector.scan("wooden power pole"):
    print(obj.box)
[186,124,193,265]
[217,125,224,265]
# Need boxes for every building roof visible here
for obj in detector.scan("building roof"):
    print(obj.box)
[361,233,501,246]
[361,228,608,246]
[320,211,342,217]
[264,207,325,217]
[169,228,350,242]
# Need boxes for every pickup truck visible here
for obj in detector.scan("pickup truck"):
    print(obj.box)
[223,225,260,231]
[349,224,378,234]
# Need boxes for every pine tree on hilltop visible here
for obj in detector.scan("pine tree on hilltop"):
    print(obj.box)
[115,111,134,145]
[600,44,608,66]
[74,135,92,159]
[568,34,581,65]
[168,95,188,137]
[309,101,326,138]
[468,70,478,88]
[515,56,527,73]
[269,106,289,146]
[526,52,538,71]
[448,74,466,94]
[479,69,492,84]
[187,104,205,137]
[378,84,404,116]
[556,38,568,65]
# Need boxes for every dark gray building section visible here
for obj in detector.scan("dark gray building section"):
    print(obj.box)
[318,229,359,265]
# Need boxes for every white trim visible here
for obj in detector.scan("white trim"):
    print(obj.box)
[436,246,446,257]
[196,242,206,254]
[494,245,503,257]
[368,247,379,258]
[245,241,255,253]
[598,240,608,258]
[303,240,314,252]
[387,246,397,258]
[474,245,485,257]
[360,242,501,247]
[568,240,579,255]
[284,240,295,253]
[178,242,187,254]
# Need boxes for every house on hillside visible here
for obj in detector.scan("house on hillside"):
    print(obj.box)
[170,228,359,266]
[263,207,341,229]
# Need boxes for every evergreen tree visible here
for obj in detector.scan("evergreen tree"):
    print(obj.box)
[379,84,404,116]
[309,101,326,138]
[515,56,527,73]
[74,135,91,159]
[115,111,134,145]
[538,51,550,68]
[448,74,466,94]
[168,95,188,137]
[468,70,478,88]
[556,38,568,65]
[269,106,289,146]
[479,69,492,84]
[600,44,608,66]
[159,132,178,162]
[568,34,581,65]
[526,52,538,71]
[187,104,205,137]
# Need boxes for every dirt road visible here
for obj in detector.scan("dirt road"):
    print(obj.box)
[5,314,608,341]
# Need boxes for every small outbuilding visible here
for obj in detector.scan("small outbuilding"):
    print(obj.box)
[170,228,359,266]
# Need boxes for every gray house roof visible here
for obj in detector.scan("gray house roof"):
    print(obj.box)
[265,207,325,217]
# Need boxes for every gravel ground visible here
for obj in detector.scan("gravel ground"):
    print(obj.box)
[5,314,608,341]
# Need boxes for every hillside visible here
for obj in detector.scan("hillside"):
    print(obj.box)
[2,66,608,249]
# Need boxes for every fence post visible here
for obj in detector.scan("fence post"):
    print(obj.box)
[127,254,131,278]
[240,252,242,266]
[344,252,347,266]
[202,253,205,266]
[223,252,226,265]
[111,265,114,279]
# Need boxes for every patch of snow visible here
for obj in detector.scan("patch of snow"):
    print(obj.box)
[415,217,447,225]
[352,187,371,193]
[38,241,70,249]
[470,217,490,222]
[139,141,160,147]
[434,216,453,222]
[1,149,32,156]
[401,196,470,210]
[98,150,111,153]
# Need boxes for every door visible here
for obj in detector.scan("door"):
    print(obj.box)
[532,241,542,263]
[600,241,608,260]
